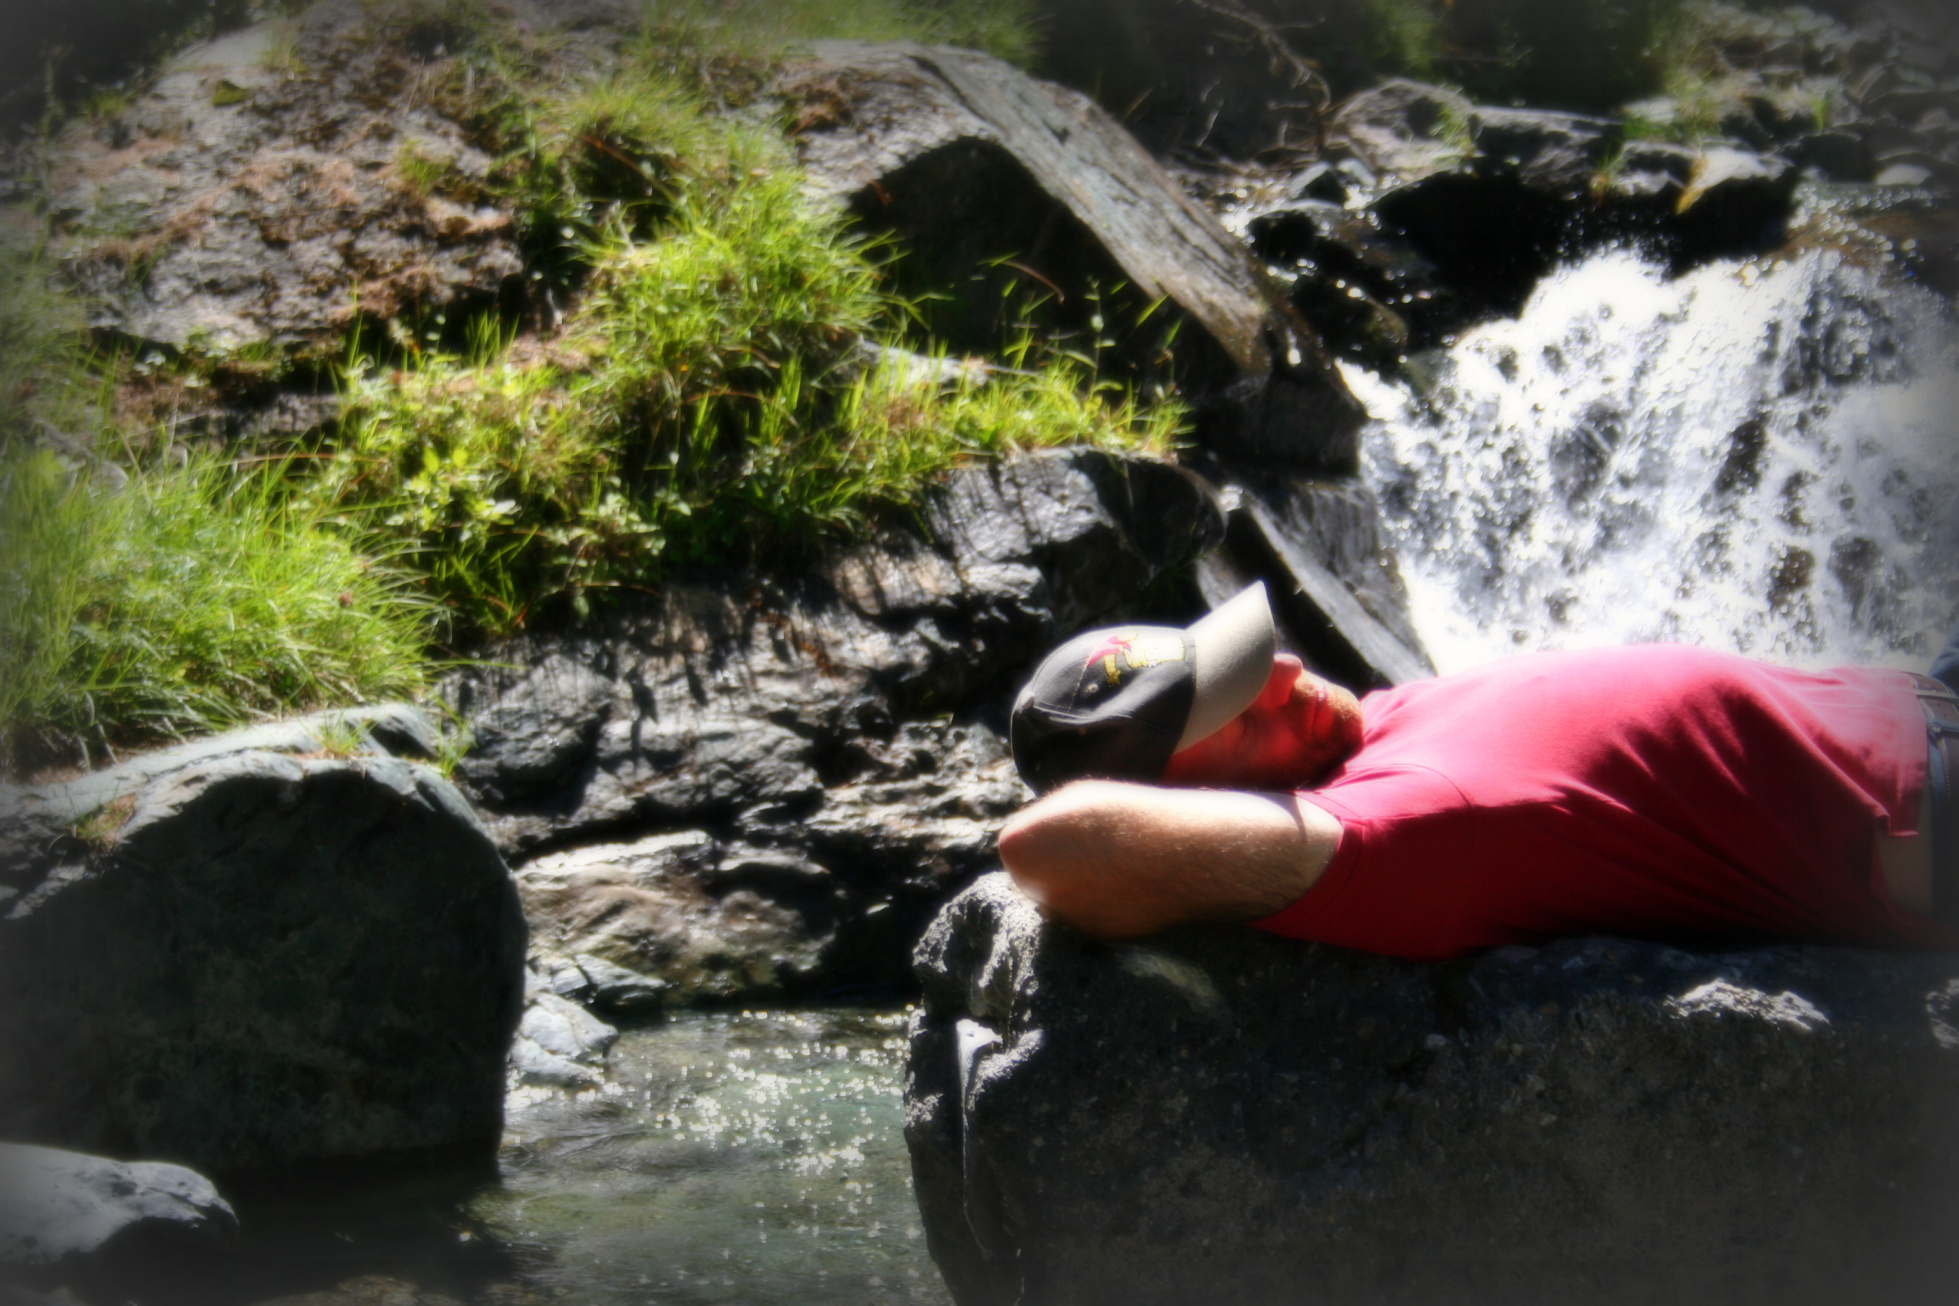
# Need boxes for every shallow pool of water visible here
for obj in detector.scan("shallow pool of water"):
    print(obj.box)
[480,1007,949,1306]
[152,1007,947,1306]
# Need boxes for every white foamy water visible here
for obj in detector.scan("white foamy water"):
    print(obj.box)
[1353,247,1959,674]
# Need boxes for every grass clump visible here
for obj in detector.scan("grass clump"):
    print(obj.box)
[308,168,1179,635]
[1360,0,1445,81]
[0,239,98,448]
[298,20,1183,639]
[0,449,430,775]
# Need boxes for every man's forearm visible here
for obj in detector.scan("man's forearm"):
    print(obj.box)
[997,780,1340,937]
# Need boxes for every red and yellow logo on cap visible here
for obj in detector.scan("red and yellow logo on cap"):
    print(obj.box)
[1083,629,1186,687]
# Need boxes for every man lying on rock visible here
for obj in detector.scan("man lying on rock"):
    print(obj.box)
[1000,583,1959,956]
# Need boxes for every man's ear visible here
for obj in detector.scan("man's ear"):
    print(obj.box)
[1253,655,1305,711]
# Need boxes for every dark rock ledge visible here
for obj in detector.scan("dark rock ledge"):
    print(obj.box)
[907,873,1959,1306]
[448,449,1225,1008]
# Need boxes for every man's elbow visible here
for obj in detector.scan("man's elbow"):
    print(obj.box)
[997,781,1125,917]
[997,794,1064,905]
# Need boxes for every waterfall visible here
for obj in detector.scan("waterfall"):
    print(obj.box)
[1351,246,1959,675]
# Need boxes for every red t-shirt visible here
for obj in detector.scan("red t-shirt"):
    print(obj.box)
[1252,645,1951,959]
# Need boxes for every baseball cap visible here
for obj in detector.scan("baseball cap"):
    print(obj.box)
[1009,583,1277,794]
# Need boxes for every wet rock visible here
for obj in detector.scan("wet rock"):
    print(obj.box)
[785,40,1366,471]
[1244,200,1453,362]
[568,952,671,1015]
[0,703,445,904]
[1233,72,1813,353]
[1330,80,1476,183]
[1467,106,1613,191]
[447,451,1218,1006]
[511,988,618,1091]
[0,1144,237,1299]
[906,873,1959,1306]
[0,747,527,1172]
[1206,478,1433,690]
[1358,129,1795,332]
[517,833,846,1006]
[1789,128,1875,181]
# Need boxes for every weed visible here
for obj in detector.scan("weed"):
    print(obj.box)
[259,22,306,78]
[0,237,98,451]
[629,0,1039,73]
[1435,99,1477,165]
[1362,0,1444,80]
[427,701,475,778]
[80,84,135,122]
[312,714,374,758]
[391,138,456,197]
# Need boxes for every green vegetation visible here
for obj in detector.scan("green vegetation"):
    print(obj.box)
[0,244,428,774]
[1360,0,1444,81]
[305,169,1178,633]
[0,447,430,775]
[1351,0,1698,113]
[2,0,1183,770]
[0,241,96,449]
[614,0,1040,70]
[391,139,459,198]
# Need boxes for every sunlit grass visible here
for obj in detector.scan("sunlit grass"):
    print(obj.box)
[310,166,1181,636]
[0,450,431,775]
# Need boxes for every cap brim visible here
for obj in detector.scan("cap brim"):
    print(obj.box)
[1177,582,1276,752]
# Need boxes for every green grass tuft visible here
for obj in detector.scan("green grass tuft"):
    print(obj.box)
[307,166,1181,637]
[0,450,431,775]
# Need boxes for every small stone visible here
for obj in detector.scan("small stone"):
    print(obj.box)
[1875,162,1934,185]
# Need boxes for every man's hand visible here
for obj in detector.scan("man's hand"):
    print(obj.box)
[996,780,1342,938]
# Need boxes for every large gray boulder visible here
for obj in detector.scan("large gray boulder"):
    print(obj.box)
[0,735,527,1172]
[906,874,1959,1306]
[447,450,1220,1007]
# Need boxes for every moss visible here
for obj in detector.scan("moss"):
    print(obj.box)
[72,793,139,848]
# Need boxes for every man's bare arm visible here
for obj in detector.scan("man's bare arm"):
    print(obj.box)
[996,780,1343,938]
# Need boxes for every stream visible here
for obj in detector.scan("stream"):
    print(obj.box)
[197,1009,945,1306]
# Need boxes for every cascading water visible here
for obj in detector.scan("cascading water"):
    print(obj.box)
[1350,243,1959,675]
